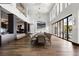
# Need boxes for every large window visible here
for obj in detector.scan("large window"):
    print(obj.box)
[57,22,59,36]
[52,24,54,34]
[64,18,67,39]
[57,3,60,15]
[60,3,63,12]
[58,21,61,37]
[68,16,73,39]
[61,20,64,39]
[55,23,58,36]
[52,14,72,40]
[53,24,55,35]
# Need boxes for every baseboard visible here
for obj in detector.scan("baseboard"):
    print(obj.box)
[52,35,79,46]
[68,40,79,46]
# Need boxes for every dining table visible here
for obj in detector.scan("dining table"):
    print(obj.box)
[31,33,46,46]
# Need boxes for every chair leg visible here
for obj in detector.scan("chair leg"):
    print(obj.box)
[44,39,47,48]
[49,39,51,46]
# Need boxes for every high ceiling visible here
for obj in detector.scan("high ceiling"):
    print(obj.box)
[26,3,54,21]
[27,3,54,13]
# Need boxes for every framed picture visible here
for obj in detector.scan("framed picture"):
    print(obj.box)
[37,21,46,29]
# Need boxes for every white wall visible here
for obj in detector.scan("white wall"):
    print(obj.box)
[50,3,79,44]
[0,3,31,24]
[27,3,52,33]
[29,13,50,34]
[2,34,16,45]
[0,6,17,45]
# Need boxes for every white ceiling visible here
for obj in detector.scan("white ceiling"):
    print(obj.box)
[26,3,54,21]
[27,3,54,13]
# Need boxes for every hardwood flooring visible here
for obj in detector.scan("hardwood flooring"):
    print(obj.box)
[0,35,79,56]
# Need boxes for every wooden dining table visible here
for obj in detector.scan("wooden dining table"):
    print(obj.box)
[31,33,46,46]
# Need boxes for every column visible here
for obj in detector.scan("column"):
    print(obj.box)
[28,23,30,32]
[24,22,28,33]
[8,14,17,39]
[8,14,16,34]
[0,7,1,46]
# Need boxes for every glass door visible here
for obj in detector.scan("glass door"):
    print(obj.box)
[55,23,58,36]
[58,21,61,37]
[59,21,61,38]
[64,18,67,40]
[52,14,73,41]
[61,20,64,39]
[68,16,73,40]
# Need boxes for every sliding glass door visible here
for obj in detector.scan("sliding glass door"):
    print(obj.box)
[55,23,58,36]
[53,24,56,35]
[52,14,73,41]
[58,21,62,38]
[61,20,64,39]
[64,18,67,40]
[68,16,73,40]
[58,21,60,37]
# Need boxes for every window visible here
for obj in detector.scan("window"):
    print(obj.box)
[52,14,72,41]
[60,3,63,12]
[54,24,56,35]
[52,24,54,34]
[65,3,68,8]
[57,3,60,15]
[55,23,58,36]
[68,16,73,39]
[55,5,57,17]
[58,21,61,37]
[64,18,67,39]
[61,20,64,39]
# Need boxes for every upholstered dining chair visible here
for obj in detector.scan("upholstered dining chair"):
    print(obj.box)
[37,34,46,46]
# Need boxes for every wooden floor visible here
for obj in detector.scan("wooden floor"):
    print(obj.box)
[0,35,79,56]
